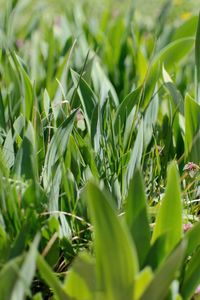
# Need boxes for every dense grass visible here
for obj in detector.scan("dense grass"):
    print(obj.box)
[0,0,200,299]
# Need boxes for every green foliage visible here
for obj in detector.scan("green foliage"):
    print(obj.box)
[0,1,200,299]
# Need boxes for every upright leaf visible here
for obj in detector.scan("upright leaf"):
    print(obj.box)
[43,109,77,189]
[64,252,96,300]
[125,169,151,267]
[10,52,34,121]
[85,182,138,300]
[140,241,187,300]
[126,119,144,191]
[181,246,200,300]
[185,93,200,163]
[152,161,182,257]
[195,13,200,103]
[37,255,70,300]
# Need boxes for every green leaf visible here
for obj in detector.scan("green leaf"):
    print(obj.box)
[43,109,77,189]
[181,246,200,300]
[154,37,194,70]
[71,69,97,132]
[140,241,187,300]
[37,254,71,300]
[113,86,142,135]
[185,93,200,163]
[3,129,15,169]
[85,182,138,300]
[152,161,182,257]
[172,15,198,40]
[13,122,37,180]
[64,252,96,300]
[0,235,40,300]
[10,234,40,300]
[134,267,153,300]
[0,257,23,300]
[184,222,200,257]
[126,119,144,191]
[125,169,150,267]
[0,91,6,129]
[10,52,34,120]
[195,13,200,102]
[48,37,74,99]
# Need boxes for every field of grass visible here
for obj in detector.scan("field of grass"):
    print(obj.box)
[0,0,200,299]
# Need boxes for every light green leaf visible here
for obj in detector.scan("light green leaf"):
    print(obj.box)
[140,241,187,300]
[152,161,182,256]
[64,252,95,300]
[37,254,71,300]
[126,119,144,191]
[195,13,200,102]
[135,267,153,300]
[43,109,77,189]
[85,182,138,300]
[185,93,200,162]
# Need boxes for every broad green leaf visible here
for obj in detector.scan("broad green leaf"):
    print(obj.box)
[85,182,138,300]
[48,37,74,99]
[184,222,200,257]
[164,82,184,115]
[181,246,200,300]
[172,16,198,40]
[134,267,153,300]
[154,37,194,70]
[145,234,167,270]
[185,93,200,163]
[92,60,119,107]
[195,13,200,102]
[13,122,38,180]
[0,235,40,300]
[0,257,23,300]
[10,234,40,300]
[140,61,160,111]
[71,69,97,132]
[125,169,150,267]
[64,252,96,300]
[152,161,182,256]
[140,241,187,300]
[37,254,71,300]
[113,86,142,135]
[32,293,43,300]
[162,66,184,115]
[143,92,159,147]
